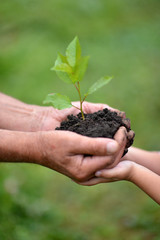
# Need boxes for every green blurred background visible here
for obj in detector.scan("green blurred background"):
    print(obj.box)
[0,0,160,239]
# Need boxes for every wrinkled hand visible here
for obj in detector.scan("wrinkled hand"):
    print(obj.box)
[33,101,125,131]
[32,102,135,150]
[32,101,134,182]
[36,127,127,182]
[70,126,128,183]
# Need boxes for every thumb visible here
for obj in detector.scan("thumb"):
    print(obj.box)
[95,165,120,179]
[72,134,119,156]
[95,161,129,180]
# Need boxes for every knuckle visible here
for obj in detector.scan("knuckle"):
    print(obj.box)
[117,111,126,118]
[70,165,88,182]
[122,118,131,128]
[126,130,135,148]
[128,130,135,140]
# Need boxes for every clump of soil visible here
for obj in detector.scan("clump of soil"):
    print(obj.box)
[56,108,134,155]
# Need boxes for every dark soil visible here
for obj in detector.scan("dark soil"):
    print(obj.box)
[56,108,134,155]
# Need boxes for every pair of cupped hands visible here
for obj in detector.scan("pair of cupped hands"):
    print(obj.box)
[34,101,134,186]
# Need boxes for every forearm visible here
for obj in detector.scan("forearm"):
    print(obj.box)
[0,129,40,164]
[130,163,160,205]
[123,147,160,175]
[0,92,43,131]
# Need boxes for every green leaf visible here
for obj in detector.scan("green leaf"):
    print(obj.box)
[53,63,72,73]
[43,93,72,109]
[56,72,74,84]
[58,53,68,64]
[66,36,81,68]
[73,56,90,83]
[51,54,73,84]
[51,53,69,71]
[85,76,113,96]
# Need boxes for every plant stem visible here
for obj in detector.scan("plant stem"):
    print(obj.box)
[75,82,85,120]
[82,94,87,103]
[71,104,81,111]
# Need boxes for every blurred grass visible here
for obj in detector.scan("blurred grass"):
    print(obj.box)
[0,0,160,239]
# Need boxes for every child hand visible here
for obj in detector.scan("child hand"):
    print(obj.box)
[74,161,134,186]
[95,161,133,181]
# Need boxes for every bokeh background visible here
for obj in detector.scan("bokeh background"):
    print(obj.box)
[0,0,160,239]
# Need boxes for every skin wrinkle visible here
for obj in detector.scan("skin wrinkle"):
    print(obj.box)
[0,102,37,131]
[37,131,50,164]
[50,108,63,127]
[26,133,41,164]
[40,107,61,131]
[37,131,62,169]
[0,131,33,163]
[1,103,33,114]
[73,159,90,181]
[30,106,56,132]
[31,108,46,132]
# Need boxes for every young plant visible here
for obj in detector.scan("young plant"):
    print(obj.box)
[44,36,112,120]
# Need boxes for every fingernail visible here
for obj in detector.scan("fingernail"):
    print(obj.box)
[95,171,101,177]
[107,142,118,154]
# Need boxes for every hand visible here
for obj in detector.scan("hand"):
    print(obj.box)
[32,101,125,131]
[36,127,127,182]
[34,101,134,152]
[74,160,134,186]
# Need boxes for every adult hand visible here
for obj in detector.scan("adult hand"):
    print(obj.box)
[36,127,127,182]
[0,126,127,183]
[0,93,132,181]
[33,101,126,131]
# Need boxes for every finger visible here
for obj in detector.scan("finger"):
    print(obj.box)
[72,134,119,156]
[74,177,116,186]
[114,126,127,144]
[126,130,135,148]
[73,127,127,177]
[95,167,120,180]
[69,154,115,182]
[83,102,110,114]
[60,105,80,117]
[114,127,128,151]
[111,127,127,167]
[81,101,119,114]
[117,111,126,119]
[95,161,129,180]
[122,118,131,129]
[81,154,115,176]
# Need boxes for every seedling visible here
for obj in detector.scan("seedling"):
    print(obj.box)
[44,36,112,120]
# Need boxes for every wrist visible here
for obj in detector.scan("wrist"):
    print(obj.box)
[0,100,36,131]
[126,161,138,182]
[0,91,56,132]
[0,130,40,164]
[35,130,57,165]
